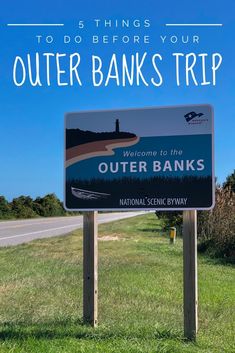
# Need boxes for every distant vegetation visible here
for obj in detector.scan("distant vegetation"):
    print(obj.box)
[0,194,78,219]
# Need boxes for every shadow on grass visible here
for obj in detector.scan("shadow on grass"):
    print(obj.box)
[137,226,163,233]
[198,253,235,267]
[0,320,185,343]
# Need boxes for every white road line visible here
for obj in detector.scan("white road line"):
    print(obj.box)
[0,216,81,225]
[0,214,132,229]
[0,223,82,241]
[0,215,131,231]
[0,219,80,230]
[0,213,146,243]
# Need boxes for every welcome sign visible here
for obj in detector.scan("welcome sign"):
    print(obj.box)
[64,105,214,210]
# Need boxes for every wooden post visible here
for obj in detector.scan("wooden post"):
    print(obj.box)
[83,211,98,327]
[183,210,198,340]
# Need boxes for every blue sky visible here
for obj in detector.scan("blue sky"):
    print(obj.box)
[0,0,234,200]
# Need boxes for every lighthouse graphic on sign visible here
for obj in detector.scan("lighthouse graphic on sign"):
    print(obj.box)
[115,119,120,133]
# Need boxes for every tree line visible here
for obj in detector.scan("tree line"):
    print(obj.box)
[0,193,78,219]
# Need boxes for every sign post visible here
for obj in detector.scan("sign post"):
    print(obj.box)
[83,211,98,327]
[183,210,198,340]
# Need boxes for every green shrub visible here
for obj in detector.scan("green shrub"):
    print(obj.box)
[0,196,12,219]
[223,169,235,192]
[155,211,183,235]
[33,193,66,217]
[11,196,37,219]
[0,194,69,219]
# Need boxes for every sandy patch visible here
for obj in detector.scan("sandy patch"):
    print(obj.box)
[66,137,139,167]
[98,235,120,241]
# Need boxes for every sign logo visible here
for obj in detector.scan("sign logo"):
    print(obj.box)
[184,111,204,122]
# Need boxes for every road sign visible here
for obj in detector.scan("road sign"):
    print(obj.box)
[64,104,214,211]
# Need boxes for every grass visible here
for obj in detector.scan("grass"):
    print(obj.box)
[0,213,234,352]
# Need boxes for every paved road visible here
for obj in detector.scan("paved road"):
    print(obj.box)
[0,212,146,247]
